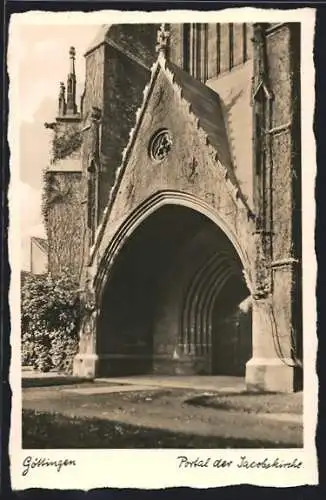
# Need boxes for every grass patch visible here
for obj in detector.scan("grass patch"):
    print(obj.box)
[185,392,303,414]
[23,409,300,449]
[22,377,129,389]
[22,376,94,388]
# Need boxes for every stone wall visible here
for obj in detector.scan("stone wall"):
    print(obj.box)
[267,24,300,262]
[246,23,302,392]
[46,171,84,279]
[106,24,157,68]
[82,45,106,118]
[82,27,158,235]
[44,105,84,279]
[99,45,152,218]
[52,119,82,161]
[171,23,253,81]
[268,23,302,370]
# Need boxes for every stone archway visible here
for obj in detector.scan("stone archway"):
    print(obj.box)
[95,202,252,377]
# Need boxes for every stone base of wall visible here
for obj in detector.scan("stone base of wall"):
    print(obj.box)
[245,357,303,393]
[73,354,151,377]
[73,353,212,377]
[153,355,210,375]
[73,353,100,379]
[73,353,302,393]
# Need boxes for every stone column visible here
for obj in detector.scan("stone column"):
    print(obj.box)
[245,183,302,392]
[246,283,301,393]
[245,23,302,393]
[73,284,99,378]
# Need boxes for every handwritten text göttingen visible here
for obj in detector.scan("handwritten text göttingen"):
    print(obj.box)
[22,456,76,476]
[177,456,303,470]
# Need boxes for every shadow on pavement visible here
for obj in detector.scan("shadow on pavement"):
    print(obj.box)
[22,409,302,449]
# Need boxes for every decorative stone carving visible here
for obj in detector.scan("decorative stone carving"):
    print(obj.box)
[149,129,173,162]
[156,23,170,57]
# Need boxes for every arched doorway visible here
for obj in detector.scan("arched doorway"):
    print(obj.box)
[96,204,252,377]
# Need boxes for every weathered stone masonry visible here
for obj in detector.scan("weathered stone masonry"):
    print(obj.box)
[46,23,302,392]
[246,23,302,391]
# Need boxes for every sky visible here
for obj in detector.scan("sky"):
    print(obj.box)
[14,24,101,270]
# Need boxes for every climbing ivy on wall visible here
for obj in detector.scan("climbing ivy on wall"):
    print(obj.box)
[42,170,55,227]
[41,171,72,226]
[52,128,83,161]
[41,171,84,280]
[41,126,83,227]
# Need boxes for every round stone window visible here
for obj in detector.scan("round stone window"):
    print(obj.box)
[149,129,173,162]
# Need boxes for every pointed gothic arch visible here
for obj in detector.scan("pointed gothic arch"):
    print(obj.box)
[94,191,252,377]
[95,190,252,299]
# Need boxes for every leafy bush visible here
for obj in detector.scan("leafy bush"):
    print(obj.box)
[21,270,81,374]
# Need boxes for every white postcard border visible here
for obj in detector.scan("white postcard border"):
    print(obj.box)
[8,7,318,490]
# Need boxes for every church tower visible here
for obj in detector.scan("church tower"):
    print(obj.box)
[44,47,84,280]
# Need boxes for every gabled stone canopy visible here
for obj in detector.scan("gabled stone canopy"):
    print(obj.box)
[88,52,255,296]
[166,60,234,174]
[74,23,303,394]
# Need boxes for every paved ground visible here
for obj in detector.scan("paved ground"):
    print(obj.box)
[22,374,303,448]
[96,375,246,392]
[22,371,246,391]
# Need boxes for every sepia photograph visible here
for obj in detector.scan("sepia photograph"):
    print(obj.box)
[8,8,317,489]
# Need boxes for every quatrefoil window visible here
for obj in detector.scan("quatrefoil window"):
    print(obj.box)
[149,129,173,162]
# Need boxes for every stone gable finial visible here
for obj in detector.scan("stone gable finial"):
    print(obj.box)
[156,23,170,58]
